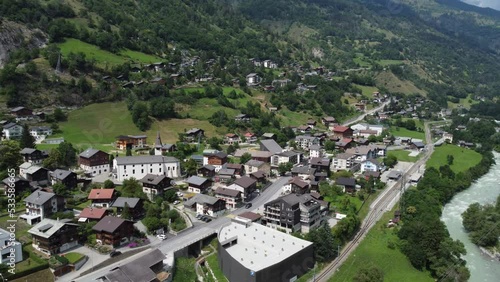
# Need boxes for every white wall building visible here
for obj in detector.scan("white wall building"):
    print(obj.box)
[2,123,23,140]
[0,228,23,264]
[113,156,180,182]
[29,126,53,138]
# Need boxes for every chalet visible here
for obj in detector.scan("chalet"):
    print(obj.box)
[249,170,266,183]
[360,159,381,173]
[271,150,301,168]
[217,168,236,183]
[19,163,49,185]
[79,148,110,176]
[184,194,226,217]
[231,176,257,201]
[187,176,211,194]
[244,160,271,175]
[260,139,283,154]
[115,135,147,150]
[224,133,241,145]
[21,189,65,225]
[234,114,250,122]
[88,188,116,208]
[321,116,336,128]
[10,106,32,117]
[244,132,257,144]
[29,126,52,138]
[443,133,453,143]
[203,151,228,171]
[246,73,262,86]
[309,144,323,158]
[291,166,316,180]
[309,158,331,173]
[93,216,135,246]
[336,177,357,193]
[78,207,109,222]
[184,128,205,142]
[29,219,79,255]
[307,120,317,128]
[19,148,48,164]
[214,187,242,209]
[1,177,31,195]
[295,135,320,150]
[333,126,354,139]
[224,163,244,176]
[140,174,173,201]
[296,125,312,133]
[198,165,216,178]
[2,122,23,140]
[331,153,357,172]
[112,197,144,219]
[410,141,425,150]
[283,177,310,194]
[153,132,176,156]
[50,169,77,190]
[336,138,354,151]
[346,146,376,162]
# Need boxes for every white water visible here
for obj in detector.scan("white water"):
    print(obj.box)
[441,152,500,282]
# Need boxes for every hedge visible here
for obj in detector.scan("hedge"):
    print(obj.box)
[5,263,49,280]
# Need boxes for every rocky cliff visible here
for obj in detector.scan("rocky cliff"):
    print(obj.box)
[0,20,47,68]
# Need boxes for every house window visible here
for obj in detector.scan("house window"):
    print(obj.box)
[159,168,162,173]
[141,169,144,174]
[132,170,135,174]
[150,169,153,173]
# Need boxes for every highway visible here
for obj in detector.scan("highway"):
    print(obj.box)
[69,177,290,282]
[312,121,434,282]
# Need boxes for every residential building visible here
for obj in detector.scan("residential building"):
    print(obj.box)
[336,177,357,193]
[186,176,211,194]
[217,168,236,183]
[264,193,322,233]
[309,144,322,158]
[295,135,320,150]
[183,194,226,217]
[77,207,109,223]
[78,148,110,176]
[244,160,271,175]
[410,141,425,150]
[1,177,31,195]
[19,148,48,164]
[270,151,301,168]
[291,166,316,180]
[112,197,144,219]
[29,219,79,255]
[244,132,257,144]
[21,189,65,225]
[224,133,241,145]
[10,106,32,117]
[115,135,147,150]
[93,216,135,246]
[345,146,376,162]
[50,169,77,189]
[88,188,116,208]
[259,139,283,154]
[140,174,173,201]
[218,218,314,282]
[19,163,49,185]
[198,165,216,178]
[332,126,354,139]
[29,126,52,138]
[230,176,257,201]
[246,73,261,86]
[309,158,331,173]
[225,163,244,176]
[202,151,228,172]
[234,114,250,123]
[0,227,22,264]
[249,170,267,183]
[236,212,262,223]
[184,128,205,142]
[214,188,242,209]
[113,155,181,181]
[335,138,354,151]
[283,177,310,194]
[360,159,381,173]
[443,132,453,143]
[322,116,337,128]
[2,122,23,140]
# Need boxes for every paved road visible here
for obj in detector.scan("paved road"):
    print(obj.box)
[342,101,389,127]
[69,177,290,282]
[313,121,434,282]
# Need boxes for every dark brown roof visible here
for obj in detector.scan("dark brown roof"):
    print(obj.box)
[234,176,257,189]
[215,187,241,197]
[238,211,262,222]
[93,216,130,233]
[250,171,266,179]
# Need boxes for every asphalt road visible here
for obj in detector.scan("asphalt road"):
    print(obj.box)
[69,176,290,282]
[342,101,390,127]
[313,121,434,282]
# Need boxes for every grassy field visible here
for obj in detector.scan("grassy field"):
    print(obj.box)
[64,252,85,264]
[388,150,420,162]
[278,107,315,127]
[389,127,426,140]
[447,94,479,109]
[330,208,434,282]
[377,59,404,66]
[206,254,227,281]
[10,268,54,282]
[173,257,197,282]
[353,84,378,98]
[0,208,32,243]
[427,144,482,173]
[58,38,162,67]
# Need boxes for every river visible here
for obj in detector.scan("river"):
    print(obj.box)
[441,152,500,282]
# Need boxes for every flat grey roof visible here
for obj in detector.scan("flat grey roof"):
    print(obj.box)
[115,155,179,165]
[28,219,77,239]
[52,169,73,180]
[219,219,312,271]
[187,176,209,186]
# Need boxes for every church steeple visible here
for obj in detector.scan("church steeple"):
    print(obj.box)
[155,131,162,148]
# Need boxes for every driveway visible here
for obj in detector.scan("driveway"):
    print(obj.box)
[91,172,121,185]
[134,221,160,243]
[59,245,110,282]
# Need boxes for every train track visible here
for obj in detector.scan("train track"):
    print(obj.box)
[312,122,434,282]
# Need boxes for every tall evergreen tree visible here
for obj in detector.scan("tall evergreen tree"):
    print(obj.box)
[20,123,36,149]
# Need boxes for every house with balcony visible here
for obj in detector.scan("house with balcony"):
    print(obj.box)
[224,163,244,176]
[295,135,320,150]
[19,148,48,164]
[19,163,50,186]
[224,133,241,145]
[93,216,135,247]
[309,144,323,158]
[0,228,22,264]
[140,174,173,201]
[29,219,79,255]
[244,159,271,175]
[345,146,376,162]
[283,177,310,195]
[1,177,31,195]
[115,135,147,150]
[332,126,354,139]
[183,194,226,217]
[50,169,78,190]
[331,153,357,172]
[2,122,23,140]
[112,197,144,219]
[360,159,382,173]
[88,188,116,208]
[227,176,257,202]
[198,165,216,178]
[184,128,205,142]
[336,177,357,193]
[21,190,65,225]
[77,207,109,223]
[270,151,302,168]
[291,166,316,180]
[78,148,110,176]
[214,188,242,209]
[29,126,52,138]
[186,176,211,194]
[310,158,331,173]
[202,151,228,172]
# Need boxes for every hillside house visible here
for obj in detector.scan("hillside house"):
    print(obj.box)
[332,126,354,139]
[29,219,79,255]
[29,126,52,138]
[93,216,135,246]
[21,189,65,225]
[203,151,228,171]
[224,133,241,145]
[140,174,173,201]
[79,148,110,176]
[214,188,242,209]
[187,176,212,194]
[115,135,147,150]
[20,148,48,164]
[88,188,116,208]
[184,194,226,217]
[2,122,23,140]
[50,169,77,190]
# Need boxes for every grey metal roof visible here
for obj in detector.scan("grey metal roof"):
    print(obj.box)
[140,174,171,185]
[111,197,141,208]
[52,169,73,180]
[245,159,264,167]
[279,150,299,157]
[24,189,55,205]
[260,139,283,154]
[3,122,19,129]
[292,166,315,175]
[218,168,235,176]
[115,155,179,165]
[387,171,402,179]
[20,148,38,154]
[25,165,45,175]
[28,218,78,239]
[104,249,165,282]
[187,176,209,186]
[309,144,321,150]
[184,193,220,207]
[200,164,216,171]
[336,177,356,187]
[79,148,103,158]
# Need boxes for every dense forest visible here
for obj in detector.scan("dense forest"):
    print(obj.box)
[462,195,500,249]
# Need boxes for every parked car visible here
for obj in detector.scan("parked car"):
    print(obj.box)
[196,214,203,219]
[109,250,122,257]
[157,234,167,240]
[173,200,180,205]
[245,203,252,209]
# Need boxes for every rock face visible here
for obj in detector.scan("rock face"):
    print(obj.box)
[0,20,48,68]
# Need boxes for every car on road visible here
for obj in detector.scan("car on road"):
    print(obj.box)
[157,234,167,240]
[109,250,122,257]
[196,214,203,219]
[245,203,252,209]
[173,200,180,205]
